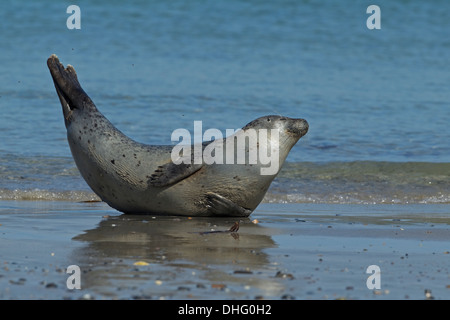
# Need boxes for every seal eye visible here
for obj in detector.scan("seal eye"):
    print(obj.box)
[267,118,271,122]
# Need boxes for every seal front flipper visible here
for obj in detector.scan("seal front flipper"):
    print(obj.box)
[205,192,252,217]
[148,142,212,187]
[148,161,203,187]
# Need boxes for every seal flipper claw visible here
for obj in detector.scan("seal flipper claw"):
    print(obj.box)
[148,162,203,187]
[205,192,252,217]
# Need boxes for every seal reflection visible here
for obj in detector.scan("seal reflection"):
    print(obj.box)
[71,215,285,299]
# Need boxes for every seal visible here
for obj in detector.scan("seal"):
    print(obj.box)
[47,54,308,216]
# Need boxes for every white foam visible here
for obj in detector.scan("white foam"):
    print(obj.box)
[0,188,100,202]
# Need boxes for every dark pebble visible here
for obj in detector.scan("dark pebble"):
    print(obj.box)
[234,270,253,274]
[45,282,58,289]
[177,286,190,291]
[275,271,294,280]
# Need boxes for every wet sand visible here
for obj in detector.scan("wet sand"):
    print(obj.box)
[0,200,449,300]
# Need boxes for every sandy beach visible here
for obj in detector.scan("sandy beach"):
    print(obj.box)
[0,200,448,300]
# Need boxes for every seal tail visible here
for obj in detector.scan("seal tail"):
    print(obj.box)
[47,54,94,125]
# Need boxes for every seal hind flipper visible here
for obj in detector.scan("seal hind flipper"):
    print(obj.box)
[148,162,203,187]
[205,192,252,217]
[47,54,94,125]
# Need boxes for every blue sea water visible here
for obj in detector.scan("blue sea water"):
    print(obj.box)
[0,0,449,204]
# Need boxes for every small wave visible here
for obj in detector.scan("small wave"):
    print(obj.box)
[262,191,450,205]
[269,161,450,204]
[0,188,100,202]
[0,159,449,205]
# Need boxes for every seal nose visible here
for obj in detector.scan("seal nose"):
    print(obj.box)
[289,118,308,137]
[299,118,309,133]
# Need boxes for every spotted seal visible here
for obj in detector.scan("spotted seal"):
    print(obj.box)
[47,54,308,216]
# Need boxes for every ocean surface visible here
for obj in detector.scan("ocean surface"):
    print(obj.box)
[0,0,449,205]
